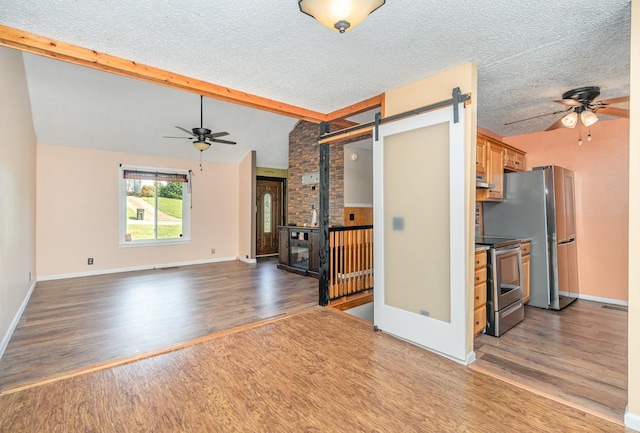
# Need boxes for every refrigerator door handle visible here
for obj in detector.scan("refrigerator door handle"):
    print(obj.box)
[558,237,576,245]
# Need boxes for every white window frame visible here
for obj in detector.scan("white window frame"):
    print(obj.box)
[119,164,191,247]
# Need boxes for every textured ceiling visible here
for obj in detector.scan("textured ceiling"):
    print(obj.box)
[0,0,631,167]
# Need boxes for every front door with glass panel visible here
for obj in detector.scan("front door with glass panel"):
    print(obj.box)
[256,179,283,256]
[373,104,470,364]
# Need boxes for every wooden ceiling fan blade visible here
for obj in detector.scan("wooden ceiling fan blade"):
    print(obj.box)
[600,96,630,105]
[207,131,229,138]
[163,136,192,139]
[175,126,196,136]
[504,109,569,126]
[545,117,566,131]
[211,138,236,145]
[554,99,582,107]
[596,107,629,118]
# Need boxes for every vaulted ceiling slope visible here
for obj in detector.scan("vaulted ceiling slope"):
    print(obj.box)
[0,1,631,167]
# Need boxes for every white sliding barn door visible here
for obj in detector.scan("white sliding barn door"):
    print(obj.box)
[373,104,470,364]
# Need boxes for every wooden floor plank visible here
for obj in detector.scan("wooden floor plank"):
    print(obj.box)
[1,259,631,430]
[0,308,630,432]
[0,258,317,391]
[473,300,628,423]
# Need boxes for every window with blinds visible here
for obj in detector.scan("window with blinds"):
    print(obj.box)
[119,165,191,245]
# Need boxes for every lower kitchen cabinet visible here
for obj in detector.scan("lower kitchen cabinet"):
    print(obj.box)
[521,241,531,304]
[474,250,488,336]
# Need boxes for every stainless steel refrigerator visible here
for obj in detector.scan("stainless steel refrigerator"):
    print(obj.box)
[483,166,578,310]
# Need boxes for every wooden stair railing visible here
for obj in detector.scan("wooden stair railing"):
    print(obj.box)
[328,225,374,301]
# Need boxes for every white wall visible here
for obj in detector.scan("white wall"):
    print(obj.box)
[0,47,37,356]
[384,61,478,357]
[626,0,640,428]
[238,150,256,262]
[36,144,242,278]
[344,140,373,207]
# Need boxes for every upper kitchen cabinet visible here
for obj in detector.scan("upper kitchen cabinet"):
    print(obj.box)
[503,145,526,172]
[476,133,527,202]
[476,134,504,202]
[476,138,487,179]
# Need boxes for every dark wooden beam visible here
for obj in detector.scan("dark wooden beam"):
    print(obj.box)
[318,142,330,306]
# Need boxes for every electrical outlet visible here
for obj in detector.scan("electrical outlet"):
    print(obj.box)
[211,248,215,254]
[88,258,94,265]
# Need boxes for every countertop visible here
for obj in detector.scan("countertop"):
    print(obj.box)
[475,236,532,252]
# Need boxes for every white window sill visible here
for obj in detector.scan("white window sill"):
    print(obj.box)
[119,238,191,248]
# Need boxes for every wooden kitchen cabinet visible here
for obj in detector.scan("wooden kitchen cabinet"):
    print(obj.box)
[476,137,487,179]
[521,241,531,304]
[474,250,488,336]
[476,133,527,202]
[504,145,526,172]
[476,135,504,202]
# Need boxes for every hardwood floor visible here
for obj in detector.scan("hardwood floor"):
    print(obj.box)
[0,307,631,432]
[473,300,628,423]
[1,260,631,431]
[0,258,318,392]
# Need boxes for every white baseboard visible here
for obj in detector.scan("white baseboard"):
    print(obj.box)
[466,350,477,366]
[577,293,628,307]
[625,406,640,431]
[0,280,36,360]
[37,257,238,281]
[239,257,257,264]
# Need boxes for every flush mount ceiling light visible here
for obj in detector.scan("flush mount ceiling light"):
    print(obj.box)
[299,0,385,33]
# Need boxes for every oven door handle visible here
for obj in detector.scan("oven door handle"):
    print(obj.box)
[502,300,523,317]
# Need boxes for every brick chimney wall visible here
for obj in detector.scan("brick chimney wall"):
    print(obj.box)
[287,121,345,227]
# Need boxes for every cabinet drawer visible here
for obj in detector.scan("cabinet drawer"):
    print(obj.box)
[474,282,487,309]
[474,306,487,335]
[474,251,487,269]
[521,242,531,256]
[474,267,487,285]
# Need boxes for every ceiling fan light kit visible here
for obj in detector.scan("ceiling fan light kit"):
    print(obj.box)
[163,95,236,153]
[506,86,629,145]
[193,140,211,151]
[298,0,385,33]
[561,111,578,128]
[580,110,598,127]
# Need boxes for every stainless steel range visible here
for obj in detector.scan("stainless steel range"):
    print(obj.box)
[476,236,524,337]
